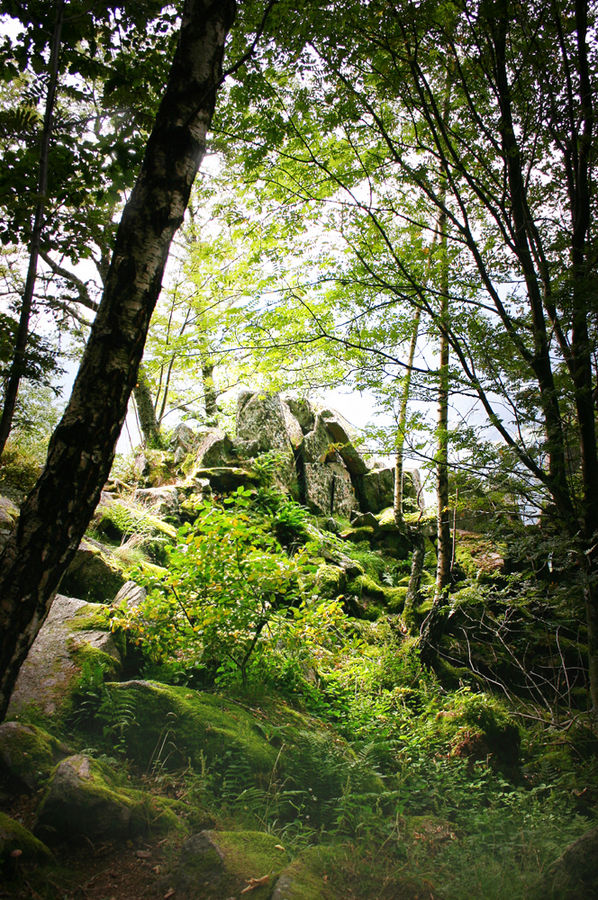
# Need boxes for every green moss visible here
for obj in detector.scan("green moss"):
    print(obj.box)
[69,641,121,681]
[0,722,68,790]
[340,526,375,544]
[100,681,279,782]
[215,830,290,883]
[377,507,397,529]
[315,563,346,598]
[36,754,184,841]
[0,812,53,867]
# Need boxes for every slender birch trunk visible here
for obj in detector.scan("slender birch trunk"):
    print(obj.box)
[0,0,236,722]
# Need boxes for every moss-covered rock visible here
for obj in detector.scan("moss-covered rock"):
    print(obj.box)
[0,722,69,790]
[98,681,279,782]
[35,754,182,842]
[531,826,598,899]
[79,682,383,818]
[169,829,289,900]
[0,812,52,869]
[60,538,126,603]
[315,563,347,598]
[8,596,122,719]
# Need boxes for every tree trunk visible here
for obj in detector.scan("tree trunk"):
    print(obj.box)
[134,365,162,448]
[435,207,451,601]
[403,527,425,634]
[0,0,236,722]
[0,0,65,457]
[201,358,219,426]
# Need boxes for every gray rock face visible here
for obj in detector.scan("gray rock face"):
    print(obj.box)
[113,580,147,609]
[191,428,235,469]
[235,392,302,495]
[360,466,395,513]
[236,391,298,453]
[284,396,315,433]
[301,415,357,517]
[169,422,198,455]
[61,537,126,603]
[135,485,181,520]
[8,595,122,718]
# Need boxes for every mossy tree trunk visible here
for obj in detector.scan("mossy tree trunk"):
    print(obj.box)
[0,0,236,722]
[134,364,162,448]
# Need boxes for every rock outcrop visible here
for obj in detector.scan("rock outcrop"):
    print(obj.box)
[8,595,122,718]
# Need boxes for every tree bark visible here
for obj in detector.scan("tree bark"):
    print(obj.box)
[201,358,219,426]
[134,365,162,447]
[435,202,451,601]
[0,0,236,722]
[0,0,65,457]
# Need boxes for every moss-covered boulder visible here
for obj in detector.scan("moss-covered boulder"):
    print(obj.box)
[8,596,122,718]
[190,466,260,492]
[0,722,69,791]
[315,563,347,598]
[35,754,181,842]
[0,813,52,869]
[168,829,289,899]
[60,537,126,603]
[98,681,279,781]
[83,682,383,815]
[532,826,598,899]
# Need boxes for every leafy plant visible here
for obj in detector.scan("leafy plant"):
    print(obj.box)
[112,488,315,686]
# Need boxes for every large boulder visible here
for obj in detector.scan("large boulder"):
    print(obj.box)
[134,485,182,521]
[235,392,302,495]
[35,754,180,842]
[189,428,235,469]
[360,466,395,513]
[301,415,357,518]
[167,830,289,900]
[0,812,52,868]
[8,596,122,718]
[319,408,368,476]
[236,391,301,453]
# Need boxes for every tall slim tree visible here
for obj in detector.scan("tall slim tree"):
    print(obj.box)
[0,0,237,722]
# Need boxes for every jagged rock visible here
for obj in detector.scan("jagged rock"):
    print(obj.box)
[191,466,260,493]
[169,422,198,455]
[284,395,315,433]
[360,466,395,513]
[113,580,147,608]
[235,391,301,494]
[351,511,380,530]
[60,537,126,602]
[303,461,356,518]
[301,415,357,517]
[236,391,300,454]
[135,485,181,520]
[0,812,52,867]
[8,596,122,718]
[0,722,70,791]
[35,755,180,842]
[319,408,368,475]
[168,830,289,900]
[190,428,235,469]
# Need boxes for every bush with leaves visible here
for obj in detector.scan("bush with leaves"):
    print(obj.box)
[112,487,322,686]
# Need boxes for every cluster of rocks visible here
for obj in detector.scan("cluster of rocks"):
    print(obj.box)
[144,390,422,521]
